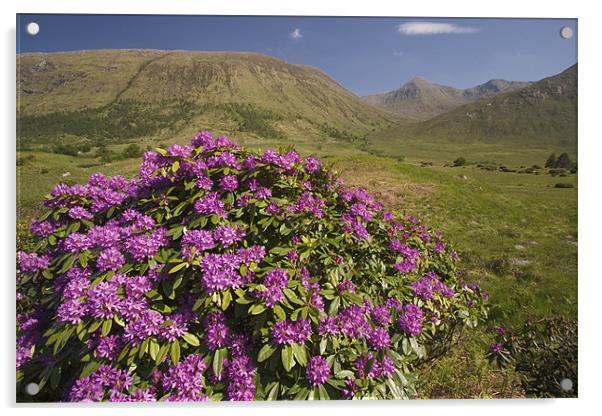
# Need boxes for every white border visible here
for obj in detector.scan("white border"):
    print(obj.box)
[3,1,601,415]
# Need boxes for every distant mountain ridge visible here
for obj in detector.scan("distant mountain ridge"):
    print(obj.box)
[363,77,531,120]
[17,49,400,145]
[368,64,577,148]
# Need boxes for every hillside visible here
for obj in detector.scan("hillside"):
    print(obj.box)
[368,65,577,150]
[363,77,530,120]
[17,49,400,149]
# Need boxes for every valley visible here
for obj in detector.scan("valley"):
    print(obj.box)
[16,49,577,398]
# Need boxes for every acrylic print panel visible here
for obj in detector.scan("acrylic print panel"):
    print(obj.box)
[16,14,577,402]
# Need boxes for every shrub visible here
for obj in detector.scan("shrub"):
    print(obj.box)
[122,144,143,159]
[487,316,577,397]
[452,157,466,167]
[554,183,574,189]
[544,153,557,169]
[16,131,488,402]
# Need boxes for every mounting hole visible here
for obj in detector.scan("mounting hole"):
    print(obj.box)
[560,26,573,39]
[560,378,573,391]
[26,22,40,36]
[25,382,40,396]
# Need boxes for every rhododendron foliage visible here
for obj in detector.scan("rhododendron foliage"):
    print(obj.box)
[16,131,487,402]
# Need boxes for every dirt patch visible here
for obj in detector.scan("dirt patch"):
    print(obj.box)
[336,162,435,208]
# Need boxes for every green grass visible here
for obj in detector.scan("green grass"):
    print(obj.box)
[333,155,577,323]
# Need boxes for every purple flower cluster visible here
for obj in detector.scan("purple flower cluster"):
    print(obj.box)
[306,356,330,386]
[219,175,239,192]
[371,306,392,326]
[303,156,321,174]
[366,327,391,350]
[257,268,289,307]
[181,229,215,258]
[47,172,139,214]
[287,192,325,219]
[354,352,392,379]
[390,240,421,274]
[338,304,369,339]
[163,354,207,401]
[123,228,168,261]
[341,212,370,240]
[199,252,245,293]
[410,272,455,300]
[16,251,49,274]
[489,342,503,354]
[397,304,424,337]
[213,224,246,247]
[16,312,42,369]
[29,219,57,237]
[271,318,312,345]
[204,311,230,350]
[194,192,226,217]
[69,365,135,402]
[336,279,356,294]
[225,355,256,401]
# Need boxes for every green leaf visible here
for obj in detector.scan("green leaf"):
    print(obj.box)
[182,332,200,347]
[50,366,61,390]
[328,297,340,315]
[335,370,354,379]
[221,290,232,310]
[257,343,277,362]
[149,338,160,360]
[101,319,112,337]
[80,360,101,378]
[273,304,286,321]
[168,262,188,274]
[170,340,181,364]
[78,252,88,268]
[266,382,280,400]
[319,338,328,355]
[58,254,77,274]
[281,345,295,371]
[318,384,330,400]
[248,303,266,315]
[282,287,303,305]
[213,348,227,376]
[156,343,170,366]
[291,343,308,366]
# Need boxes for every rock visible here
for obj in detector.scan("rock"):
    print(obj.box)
[62,172,71,177]
[514,244,525,251]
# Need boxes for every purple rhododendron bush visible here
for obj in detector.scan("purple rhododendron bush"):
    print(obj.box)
[16,131,488,402]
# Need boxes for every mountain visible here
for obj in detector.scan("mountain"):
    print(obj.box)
[363,77,531,120]
[17,49,400,147]
[369,65,577,148]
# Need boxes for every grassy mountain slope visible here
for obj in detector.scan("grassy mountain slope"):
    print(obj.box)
[17,49,400,149]
[368,65,576,153]
[363,77,531,120]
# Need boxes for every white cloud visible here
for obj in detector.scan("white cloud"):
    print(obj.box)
[397,22,479,35]
[290,28,303,40]
[392,51,404,57]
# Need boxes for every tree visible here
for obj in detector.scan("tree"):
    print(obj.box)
[556,153,574,169]
[545,153,557,169]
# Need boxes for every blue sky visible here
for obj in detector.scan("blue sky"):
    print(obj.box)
[17,14,577,96]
